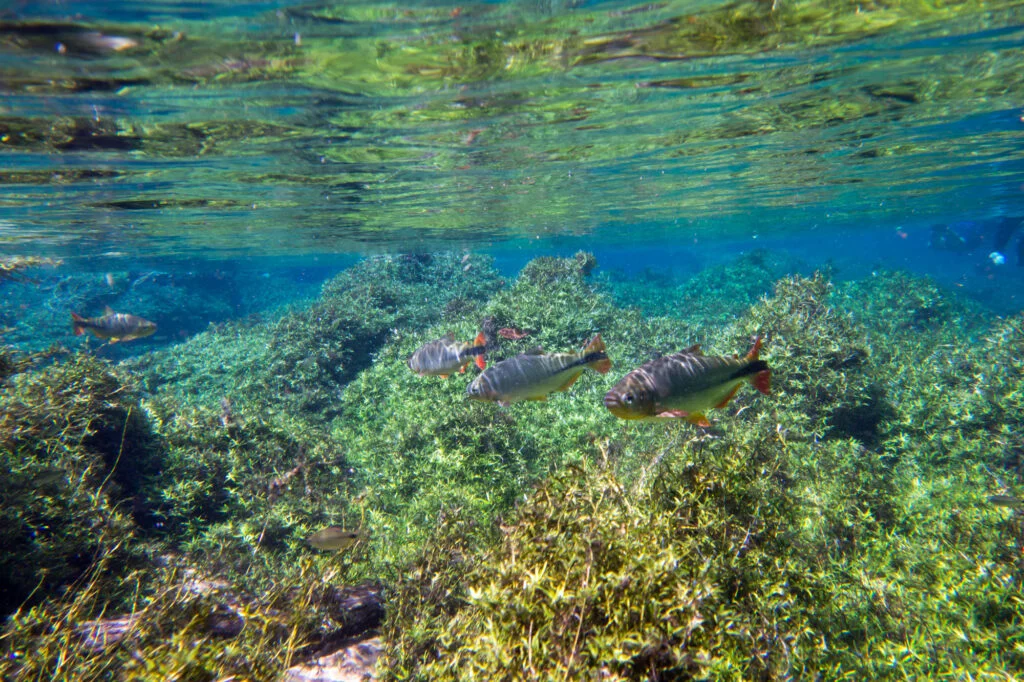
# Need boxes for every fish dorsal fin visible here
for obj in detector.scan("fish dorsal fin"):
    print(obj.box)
[682,343,702,356]
[103,305,116,316]
[524,346,544,355]
[444,332,455,341]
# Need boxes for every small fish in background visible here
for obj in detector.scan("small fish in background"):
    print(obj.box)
[497,327,531,340]
[70,307,156,343]
[467,334,611,406]
[604,336,770,426]
[408,332,487,379]
[987,494,1022,509]
[307,526,363,552]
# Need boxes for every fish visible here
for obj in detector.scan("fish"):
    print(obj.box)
[307,526,362,551]
[466,334,611,406]
[70,307,156,342]
[408,332,487,378]
[987,494,1022,509]
[604,336,770,426]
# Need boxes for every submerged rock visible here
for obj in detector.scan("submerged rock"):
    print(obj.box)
[284,637,382,682]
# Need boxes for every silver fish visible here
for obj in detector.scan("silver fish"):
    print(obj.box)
[466,334,611,406]
[408,332,487,378]
[71,306,156,343]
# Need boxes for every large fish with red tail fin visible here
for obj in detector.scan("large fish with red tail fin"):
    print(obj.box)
[467,334,611,406]
[71,307,156,343]
[408,332,487,379]
[603,336,770,426]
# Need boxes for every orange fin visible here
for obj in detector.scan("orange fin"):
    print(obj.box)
[439,374,449,379]
[459,365,466,374]
[555,371,582,393]
[71,312,86,335]
[686,412,711,427]
[714,383,742,409]
[474,332,487,370]
[753,369,771,395]
[745,335,764,361]
[655,409,689,419]
[582,334,612,374]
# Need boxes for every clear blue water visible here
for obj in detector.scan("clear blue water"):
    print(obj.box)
[4,1,1024,676]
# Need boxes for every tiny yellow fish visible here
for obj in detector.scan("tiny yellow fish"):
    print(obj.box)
[604,336,770,426]
[408,332,487,378]
[71,306,156,343]
[306,526,362,552]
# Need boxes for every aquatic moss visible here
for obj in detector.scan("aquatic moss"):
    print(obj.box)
[380,266,1024,680]
[127,252,503,420]
[0,354,153,615]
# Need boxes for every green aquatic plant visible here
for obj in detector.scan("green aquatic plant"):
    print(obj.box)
[380,265,1024,679]
[4,255,1023,680]
[0,354,152,615]
[127,252,503,420]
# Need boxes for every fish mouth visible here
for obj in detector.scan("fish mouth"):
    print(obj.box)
[603,391,637,419]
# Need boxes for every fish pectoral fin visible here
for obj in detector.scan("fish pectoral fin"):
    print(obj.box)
[439,374,449,379]
[686,412,712,427]
[108,337,121,344]
[555,372,582,392]
[714,383,743,409]
[459,364,467,374]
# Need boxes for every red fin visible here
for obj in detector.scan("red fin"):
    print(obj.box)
[714,383,742,409]
[459,365,466,374]
[686,412,711,427]
[474,332,486,347]
[555,372,582,393]
[71,312,85,335]
[475,355,486,370]
[752,369,771,395]
[582,334,612,374]
[745,335,764,361]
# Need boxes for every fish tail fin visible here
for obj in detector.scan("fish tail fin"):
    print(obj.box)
[752,368,771,395]
[745,335,764,361]
[474,332,487,370]
[583,334,612,374]
[71,312,86,335]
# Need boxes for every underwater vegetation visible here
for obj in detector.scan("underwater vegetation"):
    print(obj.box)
[1,252,1023,679]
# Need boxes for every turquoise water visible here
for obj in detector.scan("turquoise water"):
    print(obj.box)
[2,0,1024,678]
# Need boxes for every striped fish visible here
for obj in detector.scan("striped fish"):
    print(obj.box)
[408,332,487,378]
[466,334,611,406]
[604,337,770,426]
[71,306,156,343]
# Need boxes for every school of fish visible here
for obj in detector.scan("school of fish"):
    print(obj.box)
[409,330,771,424]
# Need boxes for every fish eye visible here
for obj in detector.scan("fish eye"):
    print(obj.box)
[624,392,635,404]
